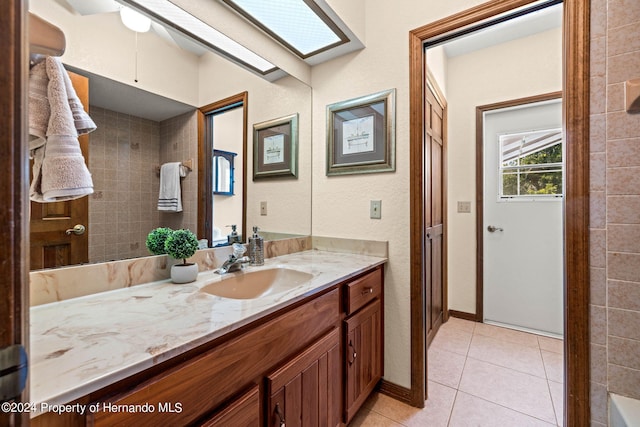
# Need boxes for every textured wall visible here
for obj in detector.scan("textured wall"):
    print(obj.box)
[589,0,640,424]
[159,111,199,233]
[88,106,161,263]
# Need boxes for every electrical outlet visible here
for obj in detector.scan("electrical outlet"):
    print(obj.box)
[370,200,382,219]
[260,201,267,216]
[457,201,471,213]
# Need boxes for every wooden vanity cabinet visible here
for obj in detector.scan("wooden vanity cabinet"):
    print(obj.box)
[342,267,384,424]
[266,328,341,427]
[200,385,260,427]
[32,265,384,427]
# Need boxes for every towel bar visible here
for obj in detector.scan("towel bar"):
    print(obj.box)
[155,159,193,176]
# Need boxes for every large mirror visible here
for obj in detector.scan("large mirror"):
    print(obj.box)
[30,0,312,269]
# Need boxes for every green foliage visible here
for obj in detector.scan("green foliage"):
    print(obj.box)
[502,144,563,196]
[145,227,173,255]
[164,229,199,264]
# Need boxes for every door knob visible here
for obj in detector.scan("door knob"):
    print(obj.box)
[65,224,86,235]
[487,225,504,233]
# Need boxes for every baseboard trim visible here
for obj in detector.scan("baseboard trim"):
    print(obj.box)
[448,310,478,322]
[377,380,414,406]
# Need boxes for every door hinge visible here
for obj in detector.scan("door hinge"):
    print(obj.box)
[0,345,28,402]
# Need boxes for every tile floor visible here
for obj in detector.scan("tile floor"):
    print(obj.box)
[350,317,564,426]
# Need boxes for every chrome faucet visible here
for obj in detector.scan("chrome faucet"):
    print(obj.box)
[216,243,250,274]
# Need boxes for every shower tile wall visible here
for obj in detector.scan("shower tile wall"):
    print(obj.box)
[88,106,161,263]
[159,111,198,233]
[589,0,640,424]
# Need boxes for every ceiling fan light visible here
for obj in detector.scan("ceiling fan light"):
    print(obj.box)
[120,6,151,33]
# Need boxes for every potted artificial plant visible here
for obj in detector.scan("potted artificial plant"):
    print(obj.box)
[145,227,173,256]
[164,229,200,284]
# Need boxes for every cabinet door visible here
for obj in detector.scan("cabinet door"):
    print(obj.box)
[266,328,341,427]
[344,299,382,423]
[200,385,260,427]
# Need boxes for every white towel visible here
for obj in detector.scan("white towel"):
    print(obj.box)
[28,57,96,202]
[158,162,186,212]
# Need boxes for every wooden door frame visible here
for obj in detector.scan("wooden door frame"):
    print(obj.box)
[197,92,248,245]
[475,91,563,323]
[409,1,590,425]
[0,0,30,425]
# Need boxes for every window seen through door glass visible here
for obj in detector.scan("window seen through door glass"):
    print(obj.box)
[499,128,563,198]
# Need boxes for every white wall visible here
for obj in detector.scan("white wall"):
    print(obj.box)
[198,53,313,236]
[213,108,244,236]
[445,28,562,314]
[30,0,200,106]
[313,0,485,389]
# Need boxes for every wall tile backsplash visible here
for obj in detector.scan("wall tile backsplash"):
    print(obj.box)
[590,0,640,422]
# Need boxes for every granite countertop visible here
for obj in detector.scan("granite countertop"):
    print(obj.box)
[30,250,386,413]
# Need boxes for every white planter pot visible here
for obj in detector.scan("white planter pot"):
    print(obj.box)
[171,263,199,284]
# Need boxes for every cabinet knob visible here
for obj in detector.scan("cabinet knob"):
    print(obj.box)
[348,340,357,366]
[361,287,373,296]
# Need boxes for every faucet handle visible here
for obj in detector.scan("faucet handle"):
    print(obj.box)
[232,243,246,258]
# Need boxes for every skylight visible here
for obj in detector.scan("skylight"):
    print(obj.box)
[116,0,277,74]
[222,0,349,58]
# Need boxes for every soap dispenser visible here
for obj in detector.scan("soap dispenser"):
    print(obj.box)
[248,226,264,266]
[227,225,241,245]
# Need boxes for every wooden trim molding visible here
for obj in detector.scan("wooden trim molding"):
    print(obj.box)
[197,92,248,244]
[562,0,591,424]
[448,310,477,322]
[409,1,590,423]
[377,380,413,406]
[475,91,563,324]
[1,0,30,425]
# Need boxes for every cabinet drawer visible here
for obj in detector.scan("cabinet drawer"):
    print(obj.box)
[344,268,382,315]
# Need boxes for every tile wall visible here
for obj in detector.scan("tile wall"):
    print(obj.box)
[158,111,199,232]
[88,106,161,263]
[87,107,199,264]
[590,0,640,424]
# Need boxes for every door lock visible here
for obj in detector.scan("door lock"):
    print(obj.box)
[487,225,504,233]
[65,224,86,235]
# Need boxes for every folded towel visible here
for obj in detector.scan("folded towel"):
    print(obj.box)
[158,162,186,212]
[29,57,95,202]
[28,61,49,150]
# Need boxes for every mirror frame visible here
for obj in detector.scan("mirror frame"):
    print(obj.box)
[198,92,248,245]
[212,149,237,196]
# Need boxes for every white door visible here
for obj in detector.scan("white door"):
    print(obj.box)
[483,98,564,337]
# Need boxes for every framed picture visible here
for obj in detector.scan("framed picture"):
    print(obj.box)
[326,88,396,176]
[253,113,299,180]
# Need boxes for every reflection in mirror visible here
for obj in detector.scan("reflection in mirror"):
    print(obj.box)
[213,150,237,196]
[198,94,246,247]
[29,0,312,270]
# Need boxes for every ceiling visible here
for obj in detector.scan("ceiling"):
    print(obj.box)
[442,2,562,58]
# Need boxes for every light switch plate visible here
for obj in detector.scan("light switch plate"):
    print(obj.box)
[370,200,382,219]
[457,201,471,213]
[260,201,267,216]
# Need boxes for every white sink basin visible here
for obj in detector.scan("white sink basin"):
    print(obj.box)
[200,267,314,299]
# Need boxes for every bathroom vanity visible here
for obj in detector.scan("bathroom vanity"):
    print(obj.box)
[30,250,385,426]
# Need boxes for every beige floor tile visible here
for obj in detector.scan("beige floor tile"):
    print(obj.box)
[430,326,473,355]
[449,392,556,427]
[459,358,556,423]
[548,380,564,426]
[428,347,466,388]
[442,317,477,334]
[474,323,540,348]
[348,407,405,427]
[541,350,564,383]
[365,392,421,421]
[365,383,456,427]
[538,336,564,354]
[467,334,547,378]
